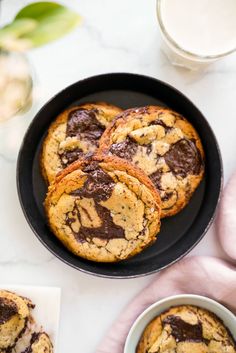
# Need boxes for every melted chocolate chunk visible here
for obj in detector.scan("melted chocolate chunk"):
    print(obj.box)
[109,138,138,160]
[66,108,104,144]
[0,297,18,325]
[164,139,202,178]
[73,162,114,202]
[149,170,162,190]
[163,315,204,343]
[67,163,125,241]
[59,147,84,168]
[60,108,105,168]
[150,118,173,132]
[75,204,125,242]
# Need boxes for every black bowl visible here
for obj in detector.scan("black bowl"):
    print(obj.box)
[17,73,223,278]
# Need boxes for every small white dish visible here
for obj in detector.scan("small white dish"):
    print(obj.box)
[124,294,236,353]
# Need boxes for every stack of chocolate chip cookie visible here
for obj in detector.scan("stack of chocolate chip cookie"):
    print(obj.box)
[0,290,53,353]
[41,103,204,262]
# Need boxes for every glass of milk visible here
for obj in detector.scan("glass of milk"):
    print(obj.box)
[156,0,236,70]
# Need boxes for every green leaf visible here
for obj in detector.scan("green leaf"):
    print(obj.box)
[0,2,82,50]
[15,2,67,21]
[20,8,81,47]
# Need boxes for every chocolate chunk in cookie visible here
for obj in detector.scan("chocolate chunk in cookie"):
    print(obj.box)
[41,102,122,184]
[164,139,202,178]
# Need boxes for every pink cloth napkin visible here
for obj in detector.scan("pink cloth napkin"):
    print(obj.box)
[216,171,236,261]
[96,173,236,353]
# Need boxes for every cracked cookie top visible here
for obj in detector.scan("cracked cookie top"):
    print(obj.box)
[41,102,122,184]
[99,106,205,218]
[45,155,161,262]
[0,290,34,352]
[137,305,236,353]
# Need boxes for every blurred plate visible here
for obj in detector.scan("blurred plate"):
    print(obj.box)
[17,73,223,278]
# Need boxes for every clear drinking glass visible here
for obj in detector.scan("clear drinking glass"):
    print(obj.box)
[156,0,236,70]
[0,50,33,122]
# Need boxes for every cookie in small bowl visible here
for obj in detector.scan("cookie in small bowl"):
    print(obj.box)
[99,106,205,218]
[124,295,236,353]
[41,102,122,184]
[45,155,161,262]
[137,305,236,353]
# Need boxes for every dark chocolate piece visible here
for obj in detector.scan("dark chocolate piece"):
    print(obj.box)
[149,170,162,190]
[66,108,104,144]
[60,108,105,167]
[150,119,172,131]
[163,315,204,343]
[0,297,17,325]
[109,138,138,161]
[76,162,114,202]
[164,139,202,178]
[67,163,125,241]
[59,147,84,168]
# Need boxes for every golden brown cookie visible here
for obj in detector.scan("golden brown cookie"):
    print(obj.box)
[99,106,205,218]
[0,290,34,352]
[41,102,122,184]
[45,155,161,262]
[24,332,53,353]
[137,305,236,353]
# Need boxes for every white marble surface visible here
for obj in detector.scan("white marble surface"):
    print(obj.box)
[0,1,236,352]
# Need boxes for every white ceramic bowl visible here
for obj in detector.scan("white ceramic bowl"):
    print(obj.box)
[124,294,236,353]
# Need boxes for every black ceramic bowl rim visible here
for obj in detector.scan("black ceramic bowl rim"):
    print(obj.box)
[17,73,223,279]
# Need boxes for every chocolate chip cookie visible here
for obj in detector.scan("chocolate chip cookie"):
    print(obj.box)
[0,290,34,352]
[137,305,236,353]
[41,102,122,184]
[45,155,161,262]
[99,106,205,217]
